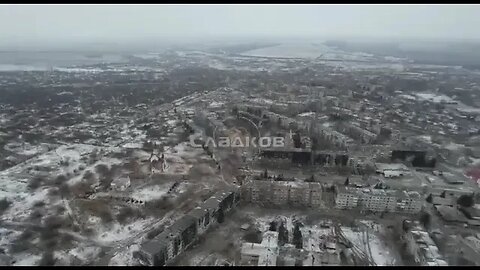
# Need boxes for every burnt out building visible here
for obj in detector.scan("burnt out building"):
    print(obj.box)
[260,148,350,167]
[136,186,241,266]
[391,150,436,168]
[292,151,312,164]
[313,152,349,166]
[260,148,312,166]
[244,180,324,207]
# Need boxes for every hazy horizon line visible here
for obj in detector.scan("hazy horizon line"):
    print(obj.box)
[2,34,480,52]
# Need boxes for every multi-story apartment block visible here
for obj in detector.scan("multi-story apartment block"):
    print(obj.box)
[245,180,323,207]
[135,186,241,266]
[335,185,423,214]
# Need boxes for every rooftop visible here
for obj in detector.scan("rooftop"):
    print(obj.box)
[140,239,166,256]
[435,205,469,223]
[408,226,448,266]
[241,231,280,266]
[261,231,279,249]
[375,163,410,172]
[337,185,421,199]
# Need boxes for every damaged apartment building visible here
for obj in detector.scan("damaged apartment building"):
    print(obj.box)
[334,185,423,214]
[259,148,366,175]
[242,179,324,207]
[237,103,357,152]
[259,148,350,166]
[135,186,241,266]
[241,224,340,266]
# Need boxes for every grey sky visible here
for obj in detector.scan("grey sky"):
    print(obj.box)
[1,4,480,45]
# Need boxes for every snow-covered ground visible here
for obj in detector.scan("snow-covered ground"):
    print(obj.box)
[298,112,316,117]
[68,245,102,262]
[14,254,41,266]
[241,43,333,59]
[4,142,56,157]
[54,67,103,73]
[121,142,144,149]
[470,157,480,166]
[130,184,171,201]
[0,144,97,199]
[251,98,275,105]
[207,62,271,72]
[95,217,155,245]
[167,141,204,160]
[399,94,417,101]
[0,143,138,264]
[0,227,21,251]
[108,244,140,266]
[208,101,224,109]
[2,188,54,222]
[0,117,224,265]
[67,156,123,186]
[415,93,456,104]
[340,221,397,266]
[442,142,465,151]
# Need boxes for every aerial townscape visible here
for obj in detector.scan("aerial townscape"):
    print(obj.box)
[2,4,480,267]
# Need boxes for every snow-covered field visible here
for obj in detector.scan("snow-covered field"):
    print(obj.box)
[66,156,123,186]
[0,143,140,265]
[415,93,456,104]
[67,245,102,263]
[96,217,155,245]
[130,184,171,201]
[399,94,417,101]
[54,67,103,73]
[167,141,204,160]
[241,43,333,59]
[0,120,226,266]
[4,142,57,157]
[0,144,97,199]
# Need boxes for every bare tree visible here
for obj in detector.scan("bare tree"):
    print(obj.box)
[0,198,12,216]
[58,183,71,198]
[70,182,93,198]
[116,206,143,224]
[38,252,56,266]
[95,164,110,177]
[82,170,96,184]
[54,174,67,186]
[28,176,45,191]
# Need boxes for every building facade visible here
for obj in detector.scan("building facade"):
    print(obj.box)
[244,180,323,207]
[335,186,423,214]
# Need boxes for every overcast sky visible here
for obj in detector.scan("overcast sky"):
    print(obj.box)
[1,4,480,46]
